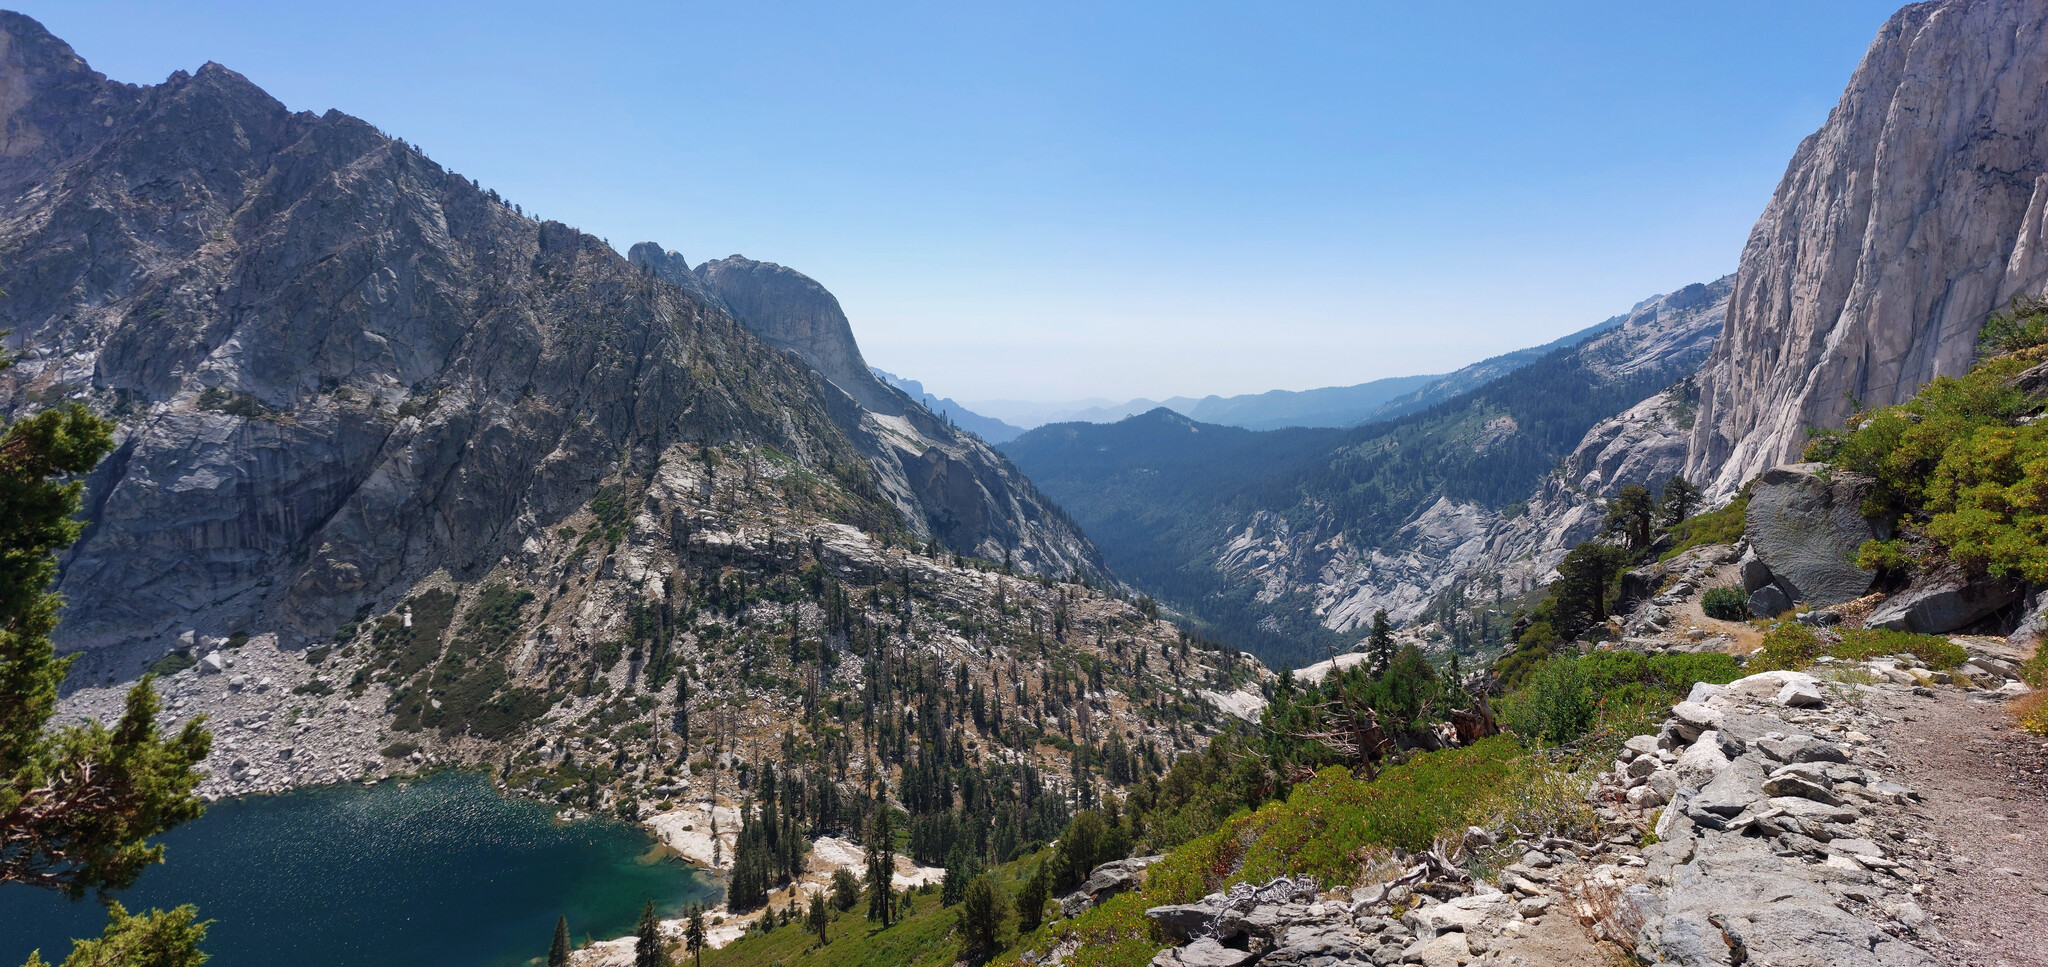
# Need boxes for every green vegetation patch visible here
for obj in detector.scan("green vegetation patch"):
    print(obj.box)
[148,650,196,677]
[1700,586,1748,621]
[1017,741,1526,967]
[1659,491,1748,563]
[1748,623,1966,673]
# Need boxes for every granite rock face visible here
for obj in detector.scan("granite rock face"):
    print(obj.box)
[1689,0,2048,498]
[0,12,1102,674]
[1742,464,1881,606]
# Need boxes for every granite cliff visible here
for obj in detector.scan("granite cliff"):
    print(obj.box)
[1689,0,2048,497]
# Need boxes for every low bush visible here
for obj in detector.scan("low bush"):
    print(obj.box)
[1700,587,1749,621]
[1746,622,1825,673]
[1499,658,1595,745]
[1749,623,1965,672]
[1831,628,1968,669]
[1015,740,1526,967]
[148,649,196,677]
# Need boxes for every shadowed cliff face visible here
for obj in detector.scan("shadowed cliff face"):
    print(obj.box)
[0,12,1100,674]
[1688,0,2048,497]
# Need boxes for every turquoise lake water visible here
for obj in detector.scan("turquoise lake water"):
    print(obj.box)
[0,771,718,967]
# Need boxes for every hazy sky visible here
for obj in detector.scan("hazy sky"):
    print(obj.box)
[32,2,1901,401]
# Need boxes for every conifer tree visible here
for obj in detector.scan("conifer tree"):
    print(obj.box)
[684,904,706,967]
[1016,863,1049,934]
[549,915,571,967]
[959,873,1007,954]
[830,868,861,911]
[1366,610,1395,675]
[2,403,214,965]
[807,891,830,945]
[635,900,664,967]
[1659,474,1700,527]
[1602,484,1657,552]
[865,809,897,925]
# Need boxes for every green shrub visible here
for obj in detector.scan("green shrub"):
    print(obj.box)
[1747,622,1824,672]
[1853,539,1912,573]
[1923,424,2048,583]
[148,650,196,677]
[1832,628,1967,669]
[380,740,419,759]
[1701,587,1749,621]
[1749,623,1964,672]
[1977,297,2048,356]
[1499,658,1596,746]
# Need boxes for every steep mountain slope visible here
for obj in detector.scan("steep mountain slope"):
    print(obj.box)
[1689,0,2048,497]
[0,12,1099,683]
[1003,279,1728,666]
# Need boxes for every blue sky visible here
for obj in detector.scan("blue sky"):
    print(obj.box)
[31,2,1902,401]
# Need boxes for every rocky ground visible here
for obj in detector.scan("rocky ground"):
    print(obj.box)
[52,633,402,800]
[1125,637,2043,967]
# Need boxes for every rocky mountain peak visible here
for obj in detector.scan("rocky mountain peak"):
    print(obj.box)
[688,253,899,414]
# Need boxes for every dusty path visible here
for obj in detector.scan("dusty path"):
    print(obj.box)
[1862,686,2048,967]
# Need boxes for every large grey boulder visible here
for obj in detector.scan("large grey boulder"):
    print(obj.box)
[1747,585,1793,618]
[1865,572,2022,635]
[1743,464,1880,606]
[1059,855,1163,917]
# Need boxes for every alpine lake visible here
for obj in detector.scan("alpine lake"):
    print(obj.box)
[0,770,719,967]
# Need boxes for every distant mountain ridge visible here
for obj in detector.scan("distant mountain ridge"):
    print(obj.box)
[1001,278,1730,667]
[964,304,1644,433]
[871,369,1025,443]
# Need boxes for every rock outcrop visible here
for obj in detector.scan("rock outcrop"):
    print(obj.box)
[1742,464,1882,607]
[1688,0,2048,498]
[0,12,1103,676]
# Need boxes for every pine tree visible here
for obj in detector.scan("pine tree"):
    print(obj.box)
[830,868,861,911]
[1016,863,1049,934]
[1602,484,1657,552]
[1659,475,1700,527]
[2,403,216,967]
[959,873,1007,954]
[1367,610,1395,675]
[807,891,830,945]
[549,915,571,967]
[635,900,664,967]
[684,904,707,967]
[866,809,897,925]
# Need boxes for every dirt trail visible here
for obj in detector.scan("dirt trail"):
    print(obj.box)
[1862,686,2048,967]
